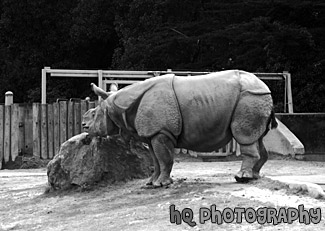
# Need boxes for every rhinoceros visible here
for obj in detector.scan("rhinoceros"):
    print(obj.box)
[82,70,277,187]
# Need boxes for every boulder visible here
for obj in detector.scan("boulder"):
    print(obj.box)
[47,133,153,190]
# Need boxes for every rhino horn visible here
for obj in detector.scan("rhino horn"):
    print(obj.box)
[91,83,111,99]
[109,83,118,92]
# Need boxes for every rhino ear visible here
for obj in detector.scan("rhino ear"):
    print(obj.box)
[91,83,112,99]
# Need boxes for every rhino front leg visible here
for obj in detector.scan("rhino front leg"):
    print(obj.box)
[235,142,260,183]
[150,133,174,188]
[146,144,161,185]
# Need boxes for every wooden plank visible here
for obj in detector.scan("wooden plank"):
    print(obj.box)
[47,104,54,159]
[88,101,95,109]
[24,104,33,155]
[0,105,4,169]
[41,104,48,159]
[67,101,74,139]
[236,141,241,156]
[226,141,231,155]
[4,105,11,163]
[18,104,25,156]
[59,101,67,144]
[232,139,237,153]
[81,100,88,113]
[74,102,81,135]
[11,104,20,162]
[53,102,60,156]
[80,100,88,131]
[32,103,41,158]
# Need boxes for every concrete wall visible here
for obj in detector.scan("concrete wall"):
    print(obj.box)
[276,113,325,155]
[264,118,304,156]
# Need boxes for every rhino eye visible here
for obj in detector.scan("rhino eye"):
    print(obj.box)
[92,111,95,117]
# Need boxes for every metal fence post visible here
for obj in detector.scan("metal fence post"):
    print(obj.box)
[283,71,294,113]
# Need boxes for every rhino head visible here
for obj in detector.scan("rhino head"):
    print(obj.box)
[82,83,119,137]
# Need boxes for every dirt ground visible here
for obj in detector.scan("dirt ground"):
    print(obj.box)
[1,155,325,231]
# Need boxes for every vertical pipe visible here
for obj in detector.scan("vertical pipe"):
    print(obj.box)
[98,70,103,101]
[41,69,46,104]
[284,75,287,113]
[284,71,294,113]
[41,67,50,104]
[0,105,4,169]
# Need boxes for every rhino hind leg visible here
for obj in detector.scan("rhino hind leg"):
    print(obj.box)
[150,133,174,188]
[235,142,260,182]
[231,94,272,145]
[252,138,268,178]
[145,145,161,186]
[232,94,272,183]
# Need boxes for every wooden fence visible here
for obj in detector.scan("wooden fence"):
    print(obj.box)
[0,103,25,169]
[0,100,97,169]
[1,99,239,169]
[1,69,293,169]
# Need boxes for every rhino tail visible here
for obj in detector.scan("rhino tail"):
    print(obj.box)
[270,109,278,129]
[262,109,278,137]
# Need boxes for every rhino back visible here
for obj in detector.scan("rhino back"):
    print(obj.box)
[110,75,182,141]
[173,70,242,151]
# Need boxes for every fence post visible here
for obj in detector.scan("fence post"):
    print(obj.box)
[80,100,88,131]
[18,104,25,157]
[47,104,54,159]
[53,102,60,156]
[33,103,41,158]
[5,91,13,106]
[59,101,67,144]
[4,92,13,163]
[73,101,81,135]
[11,104,19,162]
[67,100,74,139]
[24,104,33,155]
[41,104,48,159]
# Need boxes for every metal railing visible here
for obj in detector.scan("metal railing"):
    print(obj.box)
[41,67,293,113]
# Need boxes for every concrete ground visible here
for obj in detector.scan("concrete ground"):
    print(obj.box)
[1,157,325,230]
[172,157,325,198]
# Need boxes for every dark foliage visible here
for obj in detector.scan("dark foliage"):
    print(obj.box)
[0,0,324,111]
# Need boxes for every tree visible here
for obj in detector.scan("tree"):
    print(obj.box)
[0,0,78,102]
[0,0,118,103]
[112,0,324,111]
[0,0,324,111]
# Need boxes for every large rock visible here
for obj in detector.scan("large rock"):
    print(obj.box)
[47,133,153,190]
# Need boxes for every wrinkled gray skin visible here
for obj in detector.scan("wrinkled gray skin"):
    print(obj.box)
[82,70,277,188]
